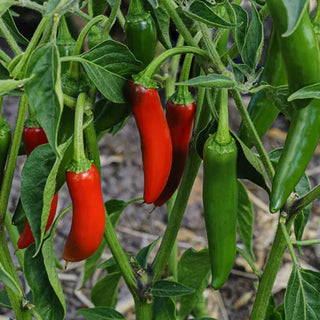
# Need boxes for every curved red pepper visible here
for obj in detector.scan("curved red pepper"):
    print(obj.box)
[127,79,172,204]
[63,163,105,262]
[17,194,58,249]
[17,126,58,249]
[154,100,196,206]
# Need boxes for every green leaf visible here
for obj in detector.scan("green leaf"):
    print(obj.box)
[136,238,160,269]
[288,83,320,101]
[237,181,255,259]
[241,4,263,69]
[285,266,320,319]
[0,77,31,96]
[282,0,308,37]
[153,297,176,320]
[178,248,211,319]
[185,1,236,29]
[0,262,23,297]
[91,272,121,308]
[77,307,125,319]
[1,11,28,45]
[24,244,65,320]
[152,5,172,49]
[232,4,248,52]
[177,74,234,88]
[151,280,195,297]
[98,254,131,270]
[25,44,63,154]
[0,0,14,16]
[81,40,144,78]
[147,0,158,8]
[0,290,11,309]
[0,62,9,79]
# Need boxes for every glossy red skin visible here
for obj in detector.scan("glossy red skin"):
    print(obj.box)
[22,126,48,156]
[154,100,196,206]
[127,80,172,204]
[17,194,58,249]
[63,164,105,262]
[18,126,58,249]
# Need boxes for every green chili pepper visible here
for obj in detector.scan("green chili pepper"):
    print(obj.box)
[266,0,320,212]
[238,28,287,148]
[124,0,157,66]
[203,89,238,289]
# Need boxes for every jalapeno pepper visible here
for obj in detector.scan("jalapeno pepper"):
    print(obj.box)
[124,0,157,66]
[238,28,287,147]
[266,0,320,212]
[127,79,172,204]
[203,89,238,289]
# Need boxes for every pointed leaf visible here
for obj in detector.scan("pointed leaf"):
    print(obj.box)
[0,77,31,96]
[152,5,172,49]
[237,181,255,259]
[91,272,121,308]
[151,280,194,297]
[1,11,28,45]
[285,266,320,319]
[136,238,160,269]
[25,44,63,154]
[185,1,236,29]
[0,262,23,297]
[77,307,125,319]
[288,83,320,101]
[178,248,210,319]
[232,4,248,52]
[177,74,234,88]
[153,297,176,320]
[0,290,11,309]
[0,0,14,16]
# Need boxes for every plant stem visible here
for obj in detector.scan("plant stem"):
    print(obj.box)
[75,9,92,21]
[152,85,211,281]
[103,211,138,300]
[250,217,291,320]
[292,239,320,246]
[117,8,126,29]
[102,0,121,40]
[11,16,50,79]
[215,89,231,145]
[0,18,22,55]
[13,0,45,13]
[290,183,320,214]
[199,23,225,73]
[230,89,274,181]
[134,298,152,320]
[0,48,11,64]
[236,247,261,278]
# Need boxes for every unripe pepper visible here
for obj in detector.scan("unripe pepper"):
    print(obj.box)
[266,0,320,212]
[154,98,196,206]
[63,92,105,262]
[124,0,157,66]
[63,163,105,262]
[17,124,59,249]
[127,79,172,204]
[203,89,238,289]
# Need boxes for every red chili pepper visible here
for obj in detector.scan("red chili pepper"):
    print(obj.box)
[63,163,105,262]
[17,126,59,249]
[127,79,172,204]
[17,194,58,249]
[154,100,196,206]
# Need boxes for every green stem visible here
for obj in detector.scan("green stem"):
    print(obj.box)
[102,0,121,40]
[75,10,92,21]
[134,299,152,320]
[280,214,299,266]
[152,87,211,281]
[215,89,231,144]
[290,183,320,214]
[199,22,225,73]
[117,8,126,29]
[236,247,261,278]
[194,84,206,129]
[136,46,210,88]
[292,239,320,246]
[50,13,60,44]
[103,211,138,300]
[11,16,50,79]
[0,48,11,64]
[250,217,291,320]
[0,18,22,55]
[63,94,77,108]
[68,15,105,80]
[230,89,274,181]
[73,93,87,164]
[13,0,45,13]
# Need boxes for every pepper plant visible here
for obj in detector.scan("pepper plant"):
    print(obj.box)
[0,0,320,319]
